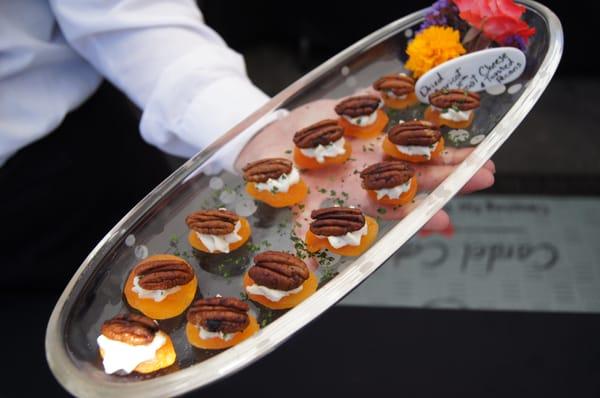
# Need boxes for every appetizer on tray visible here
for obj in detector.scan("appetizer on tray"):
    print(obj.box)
[243,158,308,207]
[305,207,378,256]
[383,120,445,163]
[243,251,318,310]
[124,254,197,320]
[335,95,389,139]
[186,208,251,254]
[372,74,419,109]
[360,160,417,206]
[424,89,480,128]
[97,314,176,375]
[293,119,352,169]
[185,297,259,350]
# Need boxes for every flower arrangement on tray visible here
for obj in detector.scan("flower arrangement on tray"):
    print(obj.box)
[406,0,536,77]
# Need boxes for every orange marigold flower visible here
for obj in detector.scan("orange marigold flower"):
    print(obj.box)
[405,26,466,78]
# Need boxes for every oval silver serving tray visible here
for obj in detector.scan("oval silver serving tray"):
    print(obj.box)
[46,1,562,396]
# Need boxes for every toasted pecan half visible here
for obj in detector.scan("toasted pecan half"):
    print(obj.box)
[310,207,365,236]
[334,95,381,118]
[101,313,159,345]
[293,119,344,149]
[187,297,249,333]
[132,255,194,290]
[242,158,292,183]
[186,209,239,235]
[429,89,480,110]
[360,160,415,190]
[387,120,441,146]
[248,251,309,291]
[373,74,415,97]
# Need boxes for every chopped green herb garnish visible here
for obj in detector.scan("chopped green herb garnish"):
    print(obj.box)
[217,263,231,279]
[261,240,272,248]
[246,242,261,253]
[259,308,276,328]
[319,265,339,287]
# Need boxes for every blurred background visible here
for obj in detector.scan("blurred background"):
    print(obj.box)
[6,1,600,396]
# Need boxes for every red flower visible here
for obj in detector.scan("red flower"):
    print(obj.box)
[453,0,535,44]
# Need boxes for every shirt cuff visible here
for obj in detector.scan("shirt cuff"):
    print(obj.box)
[179,74,269,152]
[139,48,270,159]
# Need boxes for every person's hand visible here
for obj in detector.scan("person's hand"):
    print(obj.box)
[235,98,495,236]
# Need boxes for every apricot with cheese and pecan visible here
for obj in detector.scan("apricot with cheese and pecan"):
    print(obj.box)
[305,207,379,256]
[335,95,389,139]
[186,209,251,254]
[382,120,445,163]
[185,297,259,349]
[424,89,480,128]
[97,314,176,374]
[372,74,419,109]
[292,119,352,169]
[360,160,417,206]
[243,251,318,309]
[124,254,197,320]
[243,158,308,208]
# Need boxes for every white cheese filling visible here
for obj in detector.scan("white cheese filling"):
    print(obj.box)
[97,331,166,374]
[132,276,181,302]
[434,106,472,122]
[385,90,407,100]
[396,141,439,160]
[196,220,242,253]
[320,222,369,249]
[254,167,300,193]
[246,283,304,302]
[299,137,346,163]
[343,110,378,127]
[198,327,237,342]
[374,178,412,200]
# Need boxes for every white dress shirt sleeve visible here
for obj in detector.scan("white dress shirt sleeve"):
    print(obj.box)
[48,0,269,158]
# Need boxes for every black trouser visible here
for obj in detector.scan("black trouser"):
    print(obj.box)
[0,83,172,294]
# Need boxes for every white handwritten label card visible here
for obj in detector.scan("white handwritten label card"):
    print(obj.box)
[415,47,526,103]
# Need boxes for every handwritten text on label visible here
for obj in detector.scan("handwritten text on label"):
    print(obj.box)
[415,47,526,103]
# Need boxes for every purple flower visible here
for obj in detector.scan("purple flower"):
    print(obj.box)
[502,34,527,51]
[418,0,461,32]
